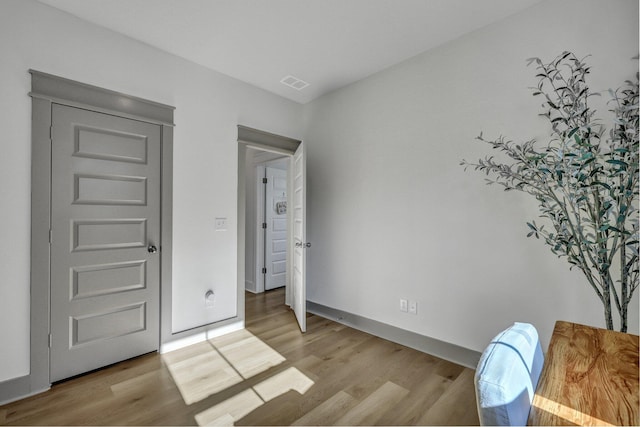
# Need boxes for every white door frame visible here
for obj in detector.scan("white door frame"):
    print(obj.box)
[237,126,301,314]
[24,71,175,399]
[255,164,267,293]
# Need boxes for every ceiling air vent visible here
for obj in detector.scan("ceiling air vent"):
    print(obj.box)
[280,75,309,90]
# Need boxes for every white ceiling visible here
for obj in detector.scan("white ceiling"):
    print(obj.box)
[37,0,543,104]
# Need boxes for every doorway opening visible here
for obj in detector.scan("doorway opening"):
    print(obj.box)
[246,151,289,295]
[237,125,307,333]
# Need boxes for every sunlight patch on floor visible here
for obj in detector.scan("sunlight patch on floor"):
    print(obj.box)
[253,367,314,401]
[162,329,288,406]
[210,329,286,379]
[195,367,315,426]
[163,343,244,405]
[194,389,264,426]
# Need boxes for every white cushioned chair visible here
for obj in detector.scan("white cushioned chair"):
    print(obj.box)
[474,322,544,426]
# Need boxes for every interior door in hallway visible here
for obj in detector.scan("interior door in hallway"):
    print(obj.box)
[265,167,287,290]
[291,142,307,332]
[50,104,161,382]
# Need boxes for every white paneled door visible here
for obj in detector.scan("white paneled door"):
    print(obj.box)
[265,167,287,290]
[50,104,161,382]
[291,142,307,332]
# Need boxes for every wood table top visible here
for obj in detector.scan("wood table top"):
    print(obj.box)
[528,320,639,426]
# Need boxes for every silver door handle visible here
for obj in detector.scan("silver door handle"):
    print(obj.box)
[295,242,311,248]
[148,244,158,254]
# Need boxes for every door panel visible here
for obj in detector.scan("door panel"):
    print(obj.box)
[72,219,147,251]
[71,302,146,345]
[72,260,146,299]
[50,104,161,382]
[74,173,147,205]
[291,143,306,332]
[265,167,288,291]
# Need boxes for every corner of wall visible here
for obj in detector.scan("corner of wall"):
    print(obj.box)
[307,301,481,369]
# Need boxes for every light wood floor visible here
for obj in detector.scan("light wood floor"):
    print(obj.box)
[0,289,479,425]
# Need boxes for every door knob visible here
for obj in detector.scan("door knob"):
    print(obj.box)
[148,244,158,254]
[295,242,311,248]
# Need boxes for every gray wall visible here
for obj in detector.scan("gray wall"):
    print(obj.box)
[0,0,302,383]
[302,0,639,353]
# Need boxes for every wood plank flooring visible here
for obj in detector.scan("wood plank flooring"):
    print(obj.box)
[0,289,479,425]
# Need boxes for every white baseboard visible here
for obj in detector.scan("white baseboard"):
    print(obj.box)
[160,320,244,353]
[245,280,256,293]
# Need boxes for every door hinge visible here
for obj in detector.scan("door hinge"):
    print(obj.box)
[48,229,52,244]
[262,222,267,229]
[262,267,267,274]
[263,177,268,184]
[48,334,52,348]
[49,125,53,140]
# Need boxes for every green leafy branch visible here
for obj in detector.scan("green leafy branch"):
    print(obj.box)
[461,52,639,332]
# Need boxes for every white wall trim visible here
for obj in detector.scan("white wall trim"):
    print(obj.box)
[255,165,266,293]
[307,301,482,369]
[160,320,244,354]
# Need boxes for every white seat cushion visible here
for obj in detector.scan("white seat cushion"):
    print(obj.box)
[474,322,544,426]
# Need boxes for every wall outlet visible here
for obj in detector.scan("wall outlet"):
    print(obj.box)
[205,290,215,307]
[408,300,417,315]
[215,217,227,231]
[399,298,408,312]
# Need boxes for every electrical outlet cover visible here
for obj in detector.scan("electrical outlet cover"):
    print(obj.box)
[409,300,417,315]
[205,290,215,307]
[215,217,227,231]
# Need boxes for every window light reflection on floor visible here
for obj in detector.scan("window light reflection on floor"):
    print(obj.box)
[212,329,286,379]
[162,329,315,426]
[195,389,263,426]
[162,329,286,405]
[163,342,244,405]
[195,367,314,426]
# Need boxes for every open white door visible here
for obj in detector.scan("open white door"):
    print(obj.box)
[290,142,307,332]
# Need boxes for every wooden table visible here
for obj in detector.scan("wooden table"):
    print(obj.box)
[528,321,639,426]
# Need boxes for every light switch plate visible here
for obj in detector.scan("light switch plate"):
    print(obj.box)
[215,217,227,231]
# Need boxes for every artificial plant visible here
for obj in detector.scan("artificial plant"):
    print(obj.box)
[461,52,639,332]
